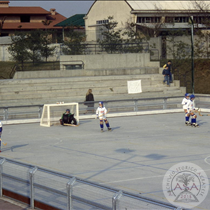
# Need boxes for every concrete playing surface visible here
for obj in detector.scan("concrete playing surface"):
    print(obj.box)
[0,113,210,210]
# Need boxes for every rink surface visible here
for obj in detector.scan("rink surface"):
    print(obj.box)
[1,113,210,209]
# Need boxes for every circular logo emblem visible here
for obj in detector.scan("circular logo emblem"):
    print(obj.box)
[162,162,209,208]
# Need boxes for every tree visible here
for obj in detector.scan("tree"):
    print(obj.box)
[40,31,56,62]
[0,16,6,36]
[27,30,42,64]
[122,22,146,53]
[8,32,30,70]
[97,16,123,53]
[62,28,86,55]
[97,16,152,54]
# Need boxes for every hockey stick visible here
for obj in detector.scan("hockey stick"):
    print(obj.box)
[0,138,7,146]
[194,107,200,113]
[63,123,80,127]
[198,108,210,116]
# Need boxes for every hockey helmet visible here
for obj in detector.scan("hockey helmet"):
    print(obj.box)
[66,109,70,112]
[190,94,195,99]
[185,93,190,97]
[99,101,103,106]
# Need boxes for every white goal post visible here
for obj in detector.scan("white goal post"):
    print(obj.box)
[40,102,79,127]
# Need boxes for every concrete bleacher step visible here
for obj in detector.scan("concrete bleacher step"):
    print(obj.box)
[0,83,178,97]
[1,74,160,85]
[0,85,182,100]
[0,90,184,107]
[13,67,159,79]
[0,72,185,107]
[0,74,175,92]
[0,76,165,91]
[0,77,167,91]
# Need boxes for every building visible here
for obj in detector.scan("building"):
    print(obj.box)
[85,0,210,42]
[54,14,85,41]
[0,1,66,42]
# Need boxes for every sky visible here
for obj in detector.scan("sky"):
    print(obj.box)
[9,1,95,18]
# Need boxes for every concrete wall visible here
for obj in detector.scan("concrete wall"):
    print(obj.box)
[0,43,60,62]
[14,53,160,79]
[0,45,12,61]
[60,53,159,70]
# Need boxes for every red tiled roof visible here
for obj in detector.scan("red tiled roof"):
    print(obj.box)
[1,11,66,30]
[3,22,62,29]
[0,7,50,14]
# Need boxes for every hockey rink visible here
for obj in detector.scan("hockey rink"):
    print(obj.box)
[1,112,210,209]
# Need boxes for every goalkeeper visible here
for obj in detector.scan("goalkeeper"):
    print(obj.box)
[60,109,77,125]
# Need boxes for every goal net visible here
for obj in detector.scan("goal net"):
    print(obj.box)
[40,102,79,127]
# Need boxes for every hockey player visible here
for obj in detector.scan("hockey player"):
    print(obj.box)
[186,94,199,127]
[96,102,111,132]
[60,109,77,125]
[182,93,190,125]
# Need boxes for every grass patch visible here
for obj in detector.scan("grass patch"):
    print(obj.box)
[0,61,60,79]
[161,59,210,94]
[17,61,60,71]
[0,62,16,79]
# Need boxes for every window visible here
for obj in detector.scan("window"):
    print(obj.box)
[137,17,161,23]
[64,64,82,70]
[96,19,109,25]
[174,17,180,23]
[145,17,151,23]
[20,15,30,22]
[194,16,209,24]
[165,16,189,23]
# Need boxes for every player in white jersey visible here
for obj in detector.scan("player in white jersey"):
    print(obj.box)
[186,94,199,127]
[96,102,111,132]
[181,93,190,125]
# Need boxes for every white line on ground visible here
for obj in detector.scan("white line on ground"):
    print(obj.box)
[99,168,210,185]
[204,156,210,165]
[99,175,164,184]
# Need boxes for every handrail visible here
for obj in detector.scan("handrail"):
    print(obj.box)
[0,95,210,110]
[0,95,209,121]
[9,64,18,78]
[0,157,179,209]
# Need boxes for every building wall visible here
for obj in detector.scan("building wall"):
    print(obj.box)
[30,15,47,22]
[0,45,12,61]
[0,15,47,23]
[0,43,60,62]
[0,15,20,22]
[85,1,133,42]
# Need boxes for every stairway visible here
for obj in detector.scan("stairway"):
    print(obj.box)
[0,73,185,107]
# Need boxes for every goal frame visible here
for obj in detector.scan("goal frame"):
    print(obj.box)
[40,102,79,127]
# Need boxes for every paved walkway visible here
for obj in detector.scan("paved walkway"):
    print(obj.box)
[0,197,30,210]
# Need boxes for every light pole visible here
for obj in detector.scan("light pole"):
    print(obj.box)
[189,16,194,94]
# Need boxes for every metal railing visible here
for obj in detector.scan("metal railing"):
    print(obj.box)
[0,95,210,121]
[60,42,151,55]
[0,157,181,210]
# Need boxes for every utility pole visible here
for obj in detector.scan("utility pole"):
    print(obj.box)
[189,16,194,94]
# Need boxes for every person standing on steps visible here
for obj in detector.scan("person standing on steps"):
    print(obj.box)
[84,89,95,114]
[167,60,173,83]
[162,64,170,87]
